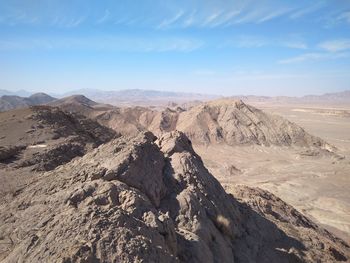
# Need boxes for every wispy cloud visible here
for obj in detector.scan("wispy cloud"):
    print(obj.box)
[281,41,307,49]
[322,9,350,28]
[258,7,294,23]
[183,10,196,28]
[0,11,39,26]
[0,36,203,53]
[185,9,242,28]
[337,11,350,24]
[278,52,350,64]
[224,35,307,49]
[51,16,86,28]
[202,11,222,26]
[96,9,111,24]
[0,1,341,29]
[318,39,350,52]
[289,2,325,19]
[114,1,321,29]
[157,10,184,29]
[232,6,294,25]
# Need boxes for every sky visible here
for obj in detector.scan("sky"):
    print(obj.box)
[0,0,350,96]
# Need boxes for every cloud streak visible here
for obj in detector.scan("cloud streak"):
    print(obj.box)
[96,9,111,24]
[157,10,184,29]
[224,35,307,49]
[278,52,350,64]
[257,7,294,23]
[0,36,203,53]
[289,2,325,19]
[0,1,336,29]
[337,11,350,24]
[319,39,350,52]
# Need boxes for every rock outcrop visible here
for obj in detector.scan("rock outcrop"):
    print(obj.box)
[0,131,348,262]
[51,95,336,152]
[0,106,116,171]
[227,185,350,262]
[176,99,335,151]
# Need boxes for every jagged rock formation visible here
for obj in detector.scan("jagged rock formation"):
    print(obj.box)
[0,145,25,161]
[0,106,116,171]
[0,93,56,112]
[98,106,154,137]
[51,95,335,152]
[147,107,184,136]
[50,95,154,137]
[226,185,350,262]
[0,131,348,262]
[175,99,335,151]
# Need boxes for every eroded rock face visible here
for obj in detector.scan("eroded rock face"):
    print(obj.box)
[176,100,335,151]
[0,132,176,263]
[0,106,117,171]
[119,99,336,153]
[52,96,335,152]
[227,185,350,262]
[0,131,348,262]
[158,131,242,262]
[0,145,25,161]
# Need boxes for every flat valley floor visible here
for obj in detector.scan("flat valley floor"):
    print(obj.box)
[195,103,350,243]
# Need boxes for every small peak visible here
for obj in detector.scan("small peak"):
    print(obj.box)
[157,130,194,156]
[137,131,157,143]
[201,98,247,109]
[63,95,97,106]
[234,99,246,108]
[29,92,51,98]
[28,93,56,104]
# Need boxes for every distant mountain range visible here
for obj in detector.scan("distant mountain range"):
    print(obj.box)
[0,93,56,112]
[231,90,350,106]
[60,89,220,106]
[0,89,33,97]
[0,88,349,111]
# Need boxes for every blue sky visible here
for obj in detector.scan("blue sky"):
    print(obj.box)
[0,0,350,96]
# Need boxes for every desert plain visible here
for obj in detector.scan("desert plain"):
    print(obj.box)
[196,102,350,242]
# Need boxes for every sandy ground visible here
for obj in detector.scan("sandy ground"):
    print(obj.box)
[195,103,350,242]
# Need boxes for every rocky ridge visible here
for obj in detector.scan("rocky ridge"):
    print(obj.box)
[52,96,335,153]
[175,99,335,151]
[0,131,348,262]
[0,106,116,171]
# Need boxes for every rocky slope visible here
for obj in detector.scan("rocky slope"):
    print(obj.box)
[0,131,348,262]
[50,94,98,108]
[0,105,116,171]
[50,95,155,137]
[175,99,335,151]
[51,95,335,153]
[0,93,56,112]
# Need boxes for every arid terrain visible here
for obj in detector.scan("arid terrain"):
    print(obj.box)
[194,102,350,243]
[2,0,349,261]
[0,91,349,262]
[259,103,350,237]
[151,98,349,243]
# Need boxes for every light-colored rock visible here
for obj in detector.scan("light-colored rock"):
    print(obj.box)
[0,131,348,262]
[176,99,335,151]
